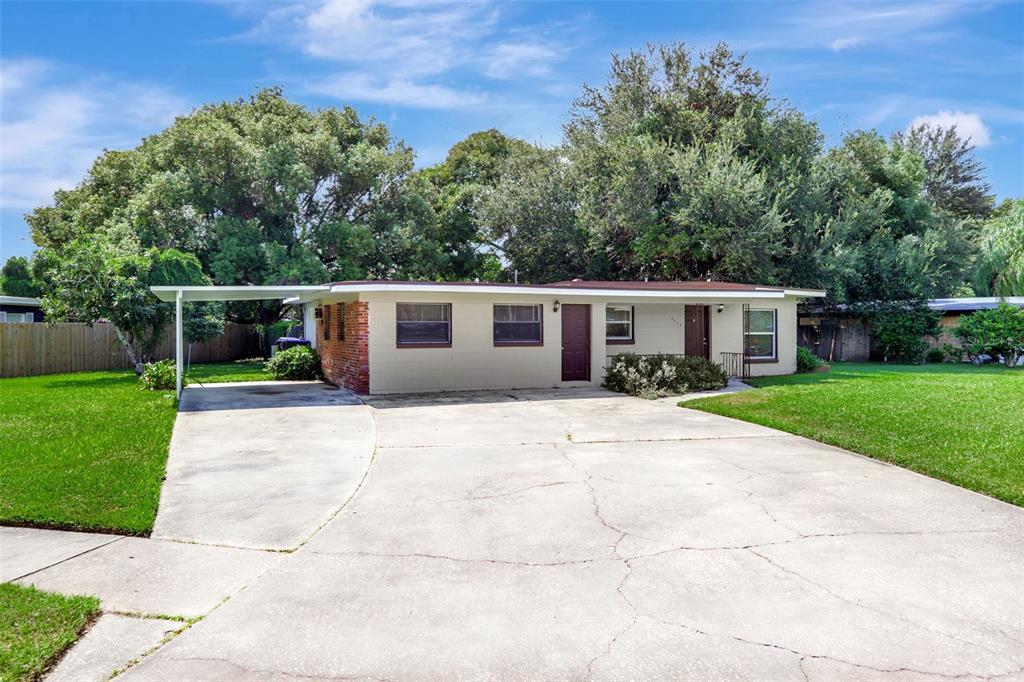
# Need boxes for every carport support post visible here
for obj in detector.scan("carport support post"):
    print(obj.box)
[175,289,183,399]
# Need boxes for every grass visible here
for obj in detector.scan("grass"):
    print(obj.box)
[0,361,271,534]
[186,359,269,384]
[687,362,1024,506]
[0,583,99,682]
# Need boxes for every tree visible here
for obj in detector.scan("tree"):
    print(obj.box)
[813,131,973,303]
[413,129,536,281]
[0,256,42,297]
[27,88,453,344]
[559,42,825,284]
[36,232,209,373]
[478,146,591,282]
[954,302,1024,367]
[973,199,1024,296]
[893,124,994,219]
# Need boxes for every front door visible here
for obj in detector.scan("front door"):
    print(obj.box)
[684,305,710,359]
[561,304,591,381]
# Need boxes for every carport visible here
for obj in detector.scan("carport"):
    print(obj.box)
[150,285,329,397]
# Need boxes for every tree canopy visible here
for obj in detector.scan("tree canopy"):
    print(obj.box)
[0,257,42,298]
[23,41,1016,350]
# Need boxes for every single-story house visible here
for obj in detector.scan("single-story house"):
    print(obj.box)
[152,279,824,396]
[0,296,43,323]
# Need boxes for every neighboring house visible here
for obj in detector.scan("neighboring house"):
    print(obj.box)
[926,297,1024,354]
[294,280,824,394]
[0,296,43,323]
[799,297,1024,362]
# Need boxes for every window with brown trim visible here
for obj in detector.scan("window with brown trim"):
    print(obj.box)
[606,305,635,344]
[396,303,451,347]
[744,309,777,361]
[493,304,543,346]
[323,304,332,341]
[336,303,346,341]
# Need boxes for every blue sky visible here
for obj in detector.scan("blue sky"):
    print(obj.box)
[2,0,1022,260]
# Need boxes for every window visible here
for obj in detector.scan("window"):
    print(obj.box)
[336,303,345,341]
[397,303,451,347]
[745,309,777,360]
[493,304,542,345]
[606,306,634,344]
[0,311,33,323]
[323,304,332,340]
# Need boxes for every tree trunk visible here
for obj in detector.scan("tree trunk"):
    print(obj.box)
[114,326,145,374]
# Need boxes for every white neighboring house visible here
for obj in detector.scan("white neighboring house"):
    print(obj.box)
[0,296,43,323]
[154,279,825,396]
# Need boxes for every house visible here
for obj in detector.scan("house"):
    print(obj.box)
[0,296,43,323]
[152,279,824,396]
[926,297,1024,356]
[294,280,824,394]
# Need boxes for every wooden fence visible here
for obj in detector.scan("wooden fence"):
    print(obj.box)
[0,322,260,378]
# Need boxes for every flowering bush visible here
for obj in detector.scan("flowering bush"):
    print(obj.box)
[138,359,180,391]
[603,353,727,399]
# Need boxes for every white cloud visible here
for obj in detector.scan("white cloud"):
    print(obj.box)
[0,58,187,210]
[485,41,561,79]
[238,0,573,110]
[909,110,993,147]
[829,36,862,51]
[306,73,486,109]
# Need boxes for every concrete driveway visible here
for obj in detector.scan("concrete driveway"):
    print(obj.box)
[114,386,1024,681]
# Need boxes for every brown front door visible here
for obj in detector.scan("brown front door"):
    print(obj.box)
[561,304,591,381]
[684,305,710,359]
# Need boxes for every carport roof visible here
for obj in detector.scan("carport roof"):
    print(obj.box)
[152,280,826,304]
[150,285,329,302]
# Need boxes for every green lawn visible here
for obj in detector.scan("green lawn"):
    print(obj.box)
[186,359,269,384]
[0,361,271,534]
[687,362,1024,506]
[0,583,99,682]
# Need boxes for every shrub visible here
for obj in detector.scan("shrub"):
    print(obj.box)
[953,303,1024,367]
[138,359,181,391]
[857,301,940,363]
[797,346,824,372]
[265,345,323,380]
[925,347,946,363]
[603,353,727,399]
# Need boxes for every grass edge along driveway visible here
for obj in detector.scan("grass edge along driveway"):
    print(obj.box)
[0,583,99,682]
[686,362,1023,507]
[0,361,270,535]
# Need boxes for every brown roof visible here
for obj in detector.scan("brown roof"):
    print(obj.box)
[543,279,780,292]
[331,279,783,291]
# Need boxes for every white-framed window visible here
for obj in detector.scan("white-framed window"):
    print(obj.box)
[493,304,542,345]
[745,309,777,360]
[606,305,634,344]
[0,311,33,323]
[396,303,452,347]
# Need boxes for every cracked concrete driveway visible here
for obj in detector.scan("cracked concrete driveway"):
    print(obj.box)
[121,387,1022,681]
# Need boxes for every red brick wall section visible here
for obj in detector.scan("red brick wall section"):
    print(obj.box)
[317,302,369,394]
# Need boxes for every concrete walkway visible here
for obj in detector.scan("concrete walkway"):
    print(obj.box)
[4,386,1021,680]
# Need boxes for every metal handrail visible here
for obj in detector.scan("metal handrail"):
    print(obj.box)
[720,352,749,379]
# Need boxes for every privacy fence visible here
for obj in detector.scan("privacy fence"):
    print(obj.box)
[0,322,260,378]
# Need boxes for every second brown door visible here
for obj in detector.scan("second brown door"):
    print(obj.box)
[684,305,710,359]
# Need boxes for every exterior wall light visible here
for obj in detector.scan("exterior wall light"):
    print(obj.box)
[553,300,561,312]
[717,304,725,313]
